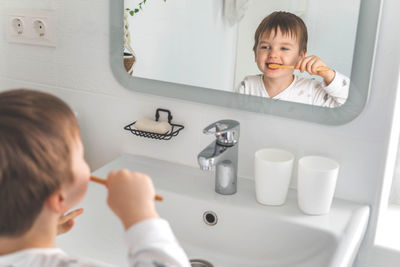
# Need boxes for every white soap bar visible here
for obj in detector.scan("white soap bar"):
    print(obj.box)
[135,118,172,134]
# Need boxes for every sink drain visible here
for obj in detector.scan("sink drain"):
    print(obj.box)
[203,211,218,226]
[190,259,214,267]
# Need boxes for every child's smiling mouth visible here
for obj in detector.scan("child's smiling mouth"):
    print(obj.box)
[266,62,282,70]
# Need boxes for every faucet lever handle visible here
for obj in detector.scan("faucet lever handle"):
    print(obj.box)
[203,120,240,146]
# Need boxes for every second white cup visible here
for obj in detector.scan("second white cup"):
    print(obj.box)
[255,148,294,205]
[297,155,340,215]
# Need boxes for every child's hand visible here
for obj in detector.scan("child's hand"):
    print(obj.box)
[295,55,336,85]
[57,208,84,235]
[106,169,159,230]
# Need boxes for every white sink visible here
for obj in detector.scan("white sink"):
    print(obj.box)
[57,154,369,267]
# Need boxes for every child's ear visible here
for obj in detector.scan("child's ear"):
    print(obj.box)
[300,50,306,59]
[45,190,68,214]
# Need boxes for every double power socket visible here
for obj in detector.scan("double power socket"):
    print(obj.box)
[6,9,56,47]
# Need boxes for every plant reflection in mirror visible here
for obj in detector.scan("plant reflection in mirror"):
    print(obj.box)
[126,0,167,17]
[124,0,168,75]
[123,10,135,74]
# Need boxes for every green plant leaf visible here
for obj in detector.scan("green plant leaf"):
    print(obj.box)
[126,0,167,17]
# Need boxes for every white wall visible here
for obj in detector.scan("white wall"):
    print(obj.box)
[0,0,400,266]
[125,0,237,91]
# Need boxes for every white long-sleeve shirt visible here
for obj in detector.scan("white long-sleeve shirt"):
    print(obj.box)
[0,219,190,267]
[236,72,350,108]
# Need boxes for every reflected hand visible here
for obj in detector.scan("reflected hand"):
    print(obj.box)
[295,55,335,85]
[57,208,84,235]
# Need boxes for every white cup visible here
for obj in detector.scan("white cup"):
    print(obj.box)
[255,148,294,205]
[297,156,340,215]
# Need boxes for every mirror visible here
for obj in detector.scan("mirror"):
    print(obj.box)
[111,0,382,124]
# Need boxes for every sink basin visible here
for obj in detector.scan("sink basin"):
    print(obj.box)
[57,154,370,267]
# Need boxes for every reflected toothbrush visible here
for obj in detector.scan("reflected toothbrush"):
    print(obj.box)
[268,63,330,72]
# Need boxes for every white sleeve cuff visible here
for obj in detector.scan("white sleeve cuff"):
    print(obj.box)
[125,218,177,248]
[124,218,190,267]
[324,71,350,95]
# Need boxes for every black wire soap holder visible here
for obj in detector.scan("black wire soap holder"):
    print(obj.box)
[124,108,184,140]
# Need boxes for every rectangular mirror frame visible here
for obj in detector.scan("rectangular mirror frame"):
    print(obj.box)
[110,0,383,125]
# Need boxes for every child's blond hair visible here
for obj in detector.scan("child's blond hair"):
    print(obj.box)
[0,89,80,237]
[253,11,308,54]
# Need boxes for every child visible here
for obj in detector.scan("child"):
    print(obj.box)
[236,11,350,108]
[0,89,190,267]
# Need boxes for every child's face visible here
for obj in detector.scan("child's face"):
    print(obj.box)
[63,137,91,209]
[255,27,305,79]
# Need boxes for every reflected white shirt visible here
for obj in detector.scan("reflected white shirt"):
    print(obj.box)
[0,219,190,267]
[236,72,350,108]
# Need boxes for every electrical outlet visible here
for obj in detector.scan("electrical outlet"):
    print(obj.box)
[33,19,46,37]
[6,9,56,47]
[11,17,24,35]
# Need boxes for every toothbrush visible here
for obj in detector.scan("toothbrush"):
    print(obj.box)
[90,176,164,201]
[268,63,330,72]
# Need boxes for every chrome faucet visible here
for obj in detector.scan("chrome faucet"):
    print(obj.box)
[198,120,240,195]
